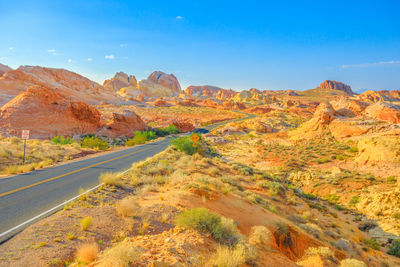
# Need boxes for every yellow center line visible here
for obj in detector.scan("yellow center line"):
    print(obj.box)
[0,145,157,199]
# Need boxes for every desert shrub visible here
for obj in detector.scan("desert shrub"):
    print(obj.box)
[363,238,380,250]
[274,222,292,248]
[305,246,334,258]
[176,208,240,246]
[388,239,400,257]
[116,197,140,217]
[51,136,74,145]
[349,196,359,205]
[300,223,322,238]
[171,136,196,155]
[339,258,367,267]
[10,136,21,145]
[249,225,271,246]
[326,194,339,204]
[0,148,11,158]
[387,176,397,183]
[153,124,180,136]
[80,216,93,231]
[99,172,123,187]
[348,147,358,153]
[3,165,19,175]
[75,243,99,263]
[257,181,285,196]
[98,240,142,267]
[358,221,377,232]
[209,242,257,267]
[80,136,108,150]
[126,131,157,146]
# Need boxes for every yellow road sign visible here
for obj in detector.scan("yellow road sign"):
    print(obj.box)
[191,133,200,147]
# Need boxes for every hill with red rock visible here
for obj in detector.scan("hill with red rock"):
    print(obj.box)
[0,85,102,139]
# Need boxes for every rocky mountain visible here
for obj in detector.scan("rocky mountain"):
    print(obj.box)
[184,85,221,97]
[103,72,141,98]
[0,63,12,76]
[97,110,146,138]
[103,72,137,91]
[319,80,354,95]
[0,65,121,107]
[138,71,181,97]
[0,85,102,139]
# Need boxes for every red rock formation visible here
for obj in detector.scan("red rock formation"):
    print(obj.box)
[172,120,195,132]
[185,85,221,97]
[219,101,246,110]
[243,106,272,114]
[138,71,182,97]
[0,85,101,139]
[319,80,353,95]
[378,90,400,101]
[216,89,237,100]
[103,72,137,91]
[97,110,147,137]
[0,65,120,107]
[364,102,400,123]
[330,97,369,117]
[357,90,386,103]
[0,63,12,76]
[152,98,170,107]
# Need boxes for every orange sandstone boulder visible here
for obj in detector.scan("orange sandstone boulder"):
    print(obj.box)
[172,120,195,132]
[0,85,101,139]
[216,89,237,100]
[364,102,400,123]
[97,110,147,138]
[185,85,221,98]
[357,90,386,103]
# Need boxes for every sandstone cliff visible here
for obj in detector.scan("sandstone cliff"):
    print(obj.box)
[138,71,181,97]
[0,85,102,139]
[319,80,354,95]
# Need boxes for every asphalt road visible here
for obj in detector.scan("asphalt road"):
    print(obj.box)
[0,113,255,243]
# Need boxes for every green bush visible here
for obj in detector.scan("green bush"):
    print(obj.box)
[348,146,358,153]
[80,136,108,150]
[126,131,157,146]
[171,136,196,155]
[363,238,380,250]
[176,208,240,246]
[152,124,180,137]
[388,239,400,257]
[349,196,359,205]
[51,136,75,145]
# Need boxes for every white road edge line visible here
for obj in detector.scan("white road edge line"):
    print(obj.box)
[0,167,133,240]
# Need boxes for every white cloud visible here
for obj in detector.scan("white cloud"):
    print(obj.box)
[9,47,14,51]
[341,60,400,69]
[105,54,115,60]
[87,58,93,61]
[120,43,128,47]
[68,59,73,63]
[0,57,7,60]
[47,49,57,55]
[176,16,184,19]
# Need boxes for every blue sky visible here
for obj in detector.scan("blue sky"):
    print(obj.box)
[0,0,399,91]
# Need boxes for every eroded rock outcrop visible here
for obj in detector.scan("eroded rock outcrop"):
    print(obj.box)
[97,110,147,138]
[139,71,181,97]
[0,63,12,76]
[103,72,140,98]
[357,90,386,103]
[289,102,336,139]
[364,102,400,123]
[0,85,101,139]
[185,85,221,98]
[330,97,369,117]
[0,65,121,107]
[216,89,237,100]
[319,80,354,95]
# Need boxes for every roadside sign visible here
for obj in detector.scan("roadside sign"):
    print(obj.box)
[191,133,200,147]
[21,130,30,140]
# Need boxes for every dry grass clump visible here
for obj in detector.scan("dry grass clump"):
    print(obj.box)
[116,197,140,217]
[208,242,257,267]
[99,172,123,187]
[97,240,142,267]
[304,246,334,258]
[75,242,99,264]
[80,216,93,231]
[249,225,271,247]
[339,258,367,267]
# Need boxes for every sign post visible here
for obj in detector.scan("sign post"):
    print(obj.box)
[190,133,200,153]
[21,130,30,164]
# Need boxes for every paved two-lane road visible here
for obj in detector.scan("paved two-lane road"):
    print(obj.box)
[0,113,255,243]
